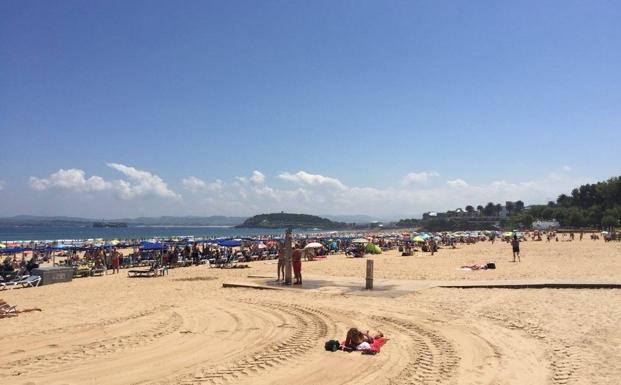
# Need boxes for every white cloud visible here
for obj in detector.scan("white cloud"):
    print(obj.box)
[402,171,439,185]
[206,179,223,192]
[27,166,596,218]
[182,176,207,191]
[250,170,265,184]
[30,164,180,201]
[29,169,111,192]
[106,163,180,200]
[447,179,468,188]
[562,165,572,172]
[182,176,224,193]
[278,171,347,190]
[0,180,5,190]
[180,170,590,217]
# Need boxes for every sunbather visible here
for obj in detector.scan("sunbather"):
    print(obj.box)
[344,328,384,350]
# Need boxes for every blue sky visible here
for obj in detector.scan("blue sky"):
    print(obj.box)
[1,1,620,218]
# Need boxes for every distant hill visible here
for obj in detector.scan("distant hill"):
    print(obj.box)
[0,215,247,227]
[236,213,348,229]
[0,216,93,227]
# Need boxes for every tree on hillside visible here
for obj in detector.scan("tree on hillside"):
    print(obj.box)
[483,202,496,217]
[477,205,484,215]
[602,215,618,228]
[557,194,572,208]
[465,205,475,216]
[506,201,515,215]
[495,203,503,216]
[515,200,525,213]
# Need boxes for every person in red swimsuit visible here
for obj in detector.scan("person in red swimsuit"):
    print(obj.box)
[111,248,120,274]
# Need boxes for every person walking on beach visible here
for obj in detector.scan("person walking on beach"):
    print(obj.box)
[292,246,302,285]
[511,235,521,262]
[276,243,285,282]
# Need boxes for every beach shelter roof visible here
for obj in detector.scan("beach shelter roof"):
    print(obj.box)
[0,247,25,254]
[217,239,242,247]
[140,241,166,250]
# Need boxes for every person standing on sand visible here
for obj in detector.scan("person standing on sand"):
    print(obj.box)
[277,243,285,282]
[511,235,521,262]
[111,248,120,274]
[292,246,302,285]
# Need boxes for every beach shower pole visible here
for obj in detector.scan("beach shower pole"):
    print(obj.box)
[284,227,292,285]
[366,259,374,289]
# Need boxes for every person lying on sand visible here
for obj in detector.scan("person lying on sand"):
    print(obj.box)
[344,328,384,351]
[0,298,42,318]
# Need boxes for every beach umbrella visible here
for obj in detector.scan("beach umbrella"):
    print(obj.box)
[352,238,369,244]
[0,243,5,249]
[413,236,425,242]
[304,242,324,249]
[256,243,267,249]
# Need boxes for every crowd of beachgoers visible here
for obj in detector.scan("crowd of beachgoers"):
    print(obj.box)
[2,228,617,286]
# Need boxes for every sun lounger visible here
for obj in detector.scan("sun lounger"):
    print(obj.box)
[127,265,168,277]
[74,268,91,278]
[0,275,41,290]
[91,268,106,276]
[1,303,18,317]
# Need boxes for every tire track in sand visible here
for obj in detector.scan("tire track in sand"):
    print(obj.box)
[166,300,330,385]
[484,310,584,384]
[0,310,183,377]
[373,315,460,385]
[0,304,175,342]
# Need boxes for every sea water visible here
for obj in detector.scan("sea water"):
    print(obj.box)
[0,226,287,242]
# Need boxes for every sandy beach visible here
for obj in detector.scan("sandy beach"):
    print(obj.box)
[2,239,620,385]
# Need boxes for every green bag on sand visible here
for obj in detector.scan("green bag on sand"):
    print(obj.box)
[324,340,340,352]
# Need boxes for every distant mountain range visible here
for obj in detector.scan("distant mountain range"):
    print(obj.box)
[0,215,246,227]
[0,214,382,227]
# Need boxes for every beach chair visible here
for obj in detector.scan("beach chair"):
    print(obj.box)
[1,304,18,318]
[0,275,41,290]
[128,263,166,277]
[20,275,42,288]
[128,265,157,277]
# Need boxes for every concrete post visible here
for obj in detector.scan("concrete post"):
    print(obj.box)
[284,228,293,285]
[366,259,374,289]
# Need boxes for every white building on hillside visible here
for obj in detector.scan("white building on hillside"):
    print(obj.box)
[532,219,560,230]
